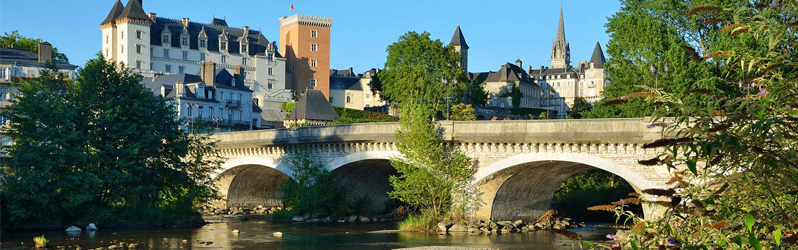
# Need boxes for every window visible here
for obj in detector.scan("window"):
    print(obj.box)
[200,53,206,61]
[136,44,142,54]
[219,91,223,100]
[580,82,584,87]
[121,45,124,53]
[310,59,317,68]
[311,30,318,38]
[182,37,188,46]
[200,39,206,48]
[242,58,247,66]
[241,44,247,53]
[105,49,109,57]
[150,63,153,70]
[579,89,584,96]
[162,35,169,44]
[268,79,275,89]
[220,42,226,50]
[182,51,188,60]
[163,49,169,58]
[238,93,242,101]
[136,61,141,69]
[209,107,214,118]
[165,64,172,72]
[105,35,109,44]
[121,31,124,39]
[0,68,6,80]
[268,68,273,75]
[346,96,351,103]
[179,66,185,73]
[221,55,227,64]
[330,97,333,103]
[310,78,317,87]
[136,30,142,39]
[311,44,318,52]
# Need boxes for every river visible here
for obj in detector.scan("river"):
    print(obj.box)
[0,216,617,249]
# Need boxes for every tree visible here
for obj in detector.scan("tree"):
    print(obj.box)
[585,2,798,249]
[449,103,477,121]
[582,0,749,119]
[499,83,523,109]
[388,104,475,221]
[1,55,221,226]
[0,31,69,62]
[377,32,466,114]
[465,80,488,106]
[281,146,348,217]
[569,97,592,119]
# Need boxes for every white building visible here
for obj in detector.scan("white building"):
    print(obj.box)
[100,0,291,124]
[0,42,78,154]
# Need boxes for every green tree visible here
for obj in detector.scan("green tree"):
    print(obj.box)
[499,83,523,109]
[0,31,69,62]
[584,2,798,249]
[281,146,348,217]
[465,80,488,106]
[583,0,749,119]
[388,104,475,221]
[1,55,221,226]
[569,97,592,119]
[377,32,466,114]
[449,103,477,121]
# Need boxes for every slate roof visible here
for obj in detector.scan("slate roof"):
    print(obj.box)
[207,68,254,92]
[150,17,278,57]
[117,0,149,22]
[450,26,469,49]
[102,0,124,25]
[0,48,77,69]
[589,42,606,69]
[139,73,210,100]
[288,89,339,121]
[330,75,361,90]
[330,68,358,77]
[473,63,539,88]
[528,66,579,78]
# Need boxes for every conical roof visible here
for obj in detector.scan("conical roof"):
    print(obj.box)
[102,0,124,25]
[118,0,149,21]
[556,6,566,43]
[288,90,339,121]
[589,41,606,68]
[449,26,469,49]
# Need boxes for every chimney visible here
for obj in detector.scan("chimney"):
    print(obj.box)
[200,61,216,85]
[38,41,52,62]
[515,59,522,68]
[176,81,183,97]
[160,85,166,96]
[234,64,245,86]
[148,12,157,21]
[349,67,353,76]
[181,18,190,28]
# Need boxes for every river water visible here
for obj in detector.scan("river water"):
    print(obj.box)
[0,217,616,249]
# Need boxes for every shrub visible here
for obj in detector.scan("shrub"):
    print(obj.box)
[268,210,294,222]
[398,214,436,231]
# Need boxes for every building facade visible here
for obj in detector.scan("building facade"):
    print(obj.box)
[0,42,78,155]
[469,60,543,109]
[100,0,291,122]
[280,14,332,100]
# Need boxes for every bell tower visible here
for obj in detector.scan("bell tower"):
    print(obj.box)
[551,6,570,69]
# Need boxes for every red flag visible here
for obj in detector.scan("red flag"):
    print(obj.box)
[290,4,294,10]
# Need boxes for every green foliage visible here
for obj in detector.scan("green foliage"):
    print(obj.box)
[281,146,348,217]
[33,235,49,244]
[570,97,592,119]
[0,30,69,62]
[449,103,476,121]
[538,112,548,120]
[465,80,489,106]
[282,102,296,113]
[398,214,437,231]
[388,104,475,220]
[583,0,748,119]
[0,55,221,226]
[553,170,640,222]
[498,83,523,109]
[330,106,396,124]
[377,31,466,113]
[268,210,295,222]
[586,2,798,249]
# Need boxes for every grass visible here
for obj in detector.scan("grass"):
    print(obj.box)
[34,235,49,247]
[398,214,437,231]
[268,210,295,222]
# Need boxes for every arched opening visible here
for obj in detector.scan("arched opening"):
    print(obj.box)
[215,164,290,209]
[475,156,649,222]
[330,159,397,215]
[552,169,642,222]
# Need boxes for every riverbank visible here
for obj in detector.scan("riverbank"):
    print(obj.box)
[2,218,206,232]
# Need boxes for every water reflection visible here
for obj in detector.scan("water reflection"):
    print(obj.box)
[0,219,615,250]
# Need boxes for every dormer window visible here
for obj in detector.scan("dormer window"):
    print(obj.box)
[220,42,227,50]
[181,37,188,46]
[200,39,206,48]
[162,35,169,44]
[241,44,247,54]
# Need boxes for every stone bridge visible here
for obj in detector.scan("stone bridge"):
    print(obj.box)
[211,118,672,221]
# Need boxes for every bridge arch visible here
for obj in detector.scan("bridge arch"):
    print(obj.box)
[214,157,292,209]
[474,152,658,221]
[326,151,401,214]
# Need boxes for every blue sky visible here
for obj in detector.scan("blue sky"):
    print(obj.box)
[0,0,620,73]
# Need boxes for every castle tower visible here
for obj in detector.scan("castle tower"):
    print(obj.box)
[551,6,570,69]
[280,14,333,100]
[449,26,469,73]
[101,0,151,72]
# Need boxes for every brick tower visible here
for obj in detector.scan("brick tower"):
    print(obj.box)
[280,14,333,100]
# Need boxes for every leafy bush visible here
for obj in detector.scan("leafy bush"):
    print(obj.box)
[553,170,640,222]
[330,106,395,124]
[268,210,295,222]
[398,214,436,231]
[281,146,349,217]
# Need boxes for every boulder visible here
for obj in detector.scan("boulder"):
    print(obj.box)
[291,215,304,222]
[348,215,358,222]
[436,222,449,232]
[513,220,524,228]
[448,224,468,232]
[337,219,346,223]
[66,226,82,232]
[86,223,98,230]
[358,216,370,223]
[128,243,139,249]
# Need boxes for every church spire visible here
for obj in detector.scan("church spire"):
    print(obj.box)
[551,5,570,69]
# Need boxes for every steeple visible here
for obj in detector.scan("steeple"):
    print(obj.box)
[450,26,469,73]
[551,5,570,69]
[589,41,606,69]
[101,0,124,25]
[118,0,150,22]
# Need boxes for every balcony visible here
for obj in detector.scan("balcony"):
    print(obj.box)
[205,119,251,129]
[225,100,242,109]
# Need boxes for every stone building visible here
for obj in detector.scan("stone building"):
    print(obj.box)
[140,62,262,132]
[329,67,363,110]
[100,0,290,121]
[0,42,78,155]
[280,14,333,100]
[469,60,543,109]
